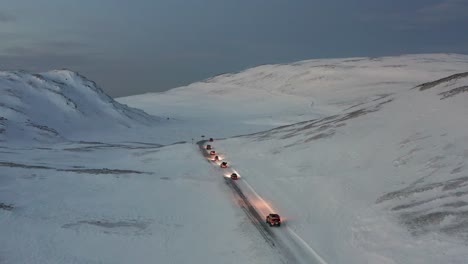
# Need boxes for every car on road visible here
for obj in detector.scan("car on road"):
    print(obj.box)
[210,150,216,156]
[220,162,228,168]
[209,138,214,142]
[266,214,281,227]
[206,145,212,150]
[230,173,239,180]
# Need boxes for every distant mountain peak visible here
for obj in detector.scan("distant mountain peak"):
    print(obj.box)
[0,70,160,143]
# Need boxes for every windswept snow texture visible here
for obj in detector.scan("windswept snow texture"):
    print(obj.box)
[3,54,468,264]
[120,54,468,264]
[0,142,281,264]
[0,70,159,143]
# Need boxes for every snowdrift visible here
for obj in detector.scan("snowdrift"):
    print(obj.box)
[0,70,159,143]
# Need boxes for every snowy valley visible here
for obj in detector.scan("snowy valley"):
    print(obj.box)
[2,54,468,263]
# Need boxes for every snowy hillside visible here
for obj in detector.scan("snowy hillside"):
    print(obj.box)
[2,54,468,264]
[160,53,468,111]
[120,54,468,138]
[120,54,468,263]
[210,71,468,263]
[0,70,159,143]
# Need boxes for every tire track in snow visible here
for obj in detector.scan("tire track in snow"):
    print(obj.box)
[197,141,277,247]
[239,177,328,264]
[197,140,328,264]
[224,177,278,248]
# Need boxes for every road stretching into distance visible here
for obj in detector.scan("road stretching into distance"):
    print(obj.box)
[197,140,327,264]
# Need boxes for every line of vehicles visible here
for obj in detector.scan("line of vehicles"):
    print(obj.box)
[205,138,282,227]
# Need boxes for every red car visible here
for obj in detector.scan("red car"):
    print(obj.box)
[220,162,228,168]
[230,173,239,180]
[209,138,214,142]
[206,145,212,150]
[266,214,281,227]
[210,150,216,156]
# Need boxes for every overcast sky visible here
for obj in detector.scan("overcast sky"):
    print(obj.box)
[1,0,468,97]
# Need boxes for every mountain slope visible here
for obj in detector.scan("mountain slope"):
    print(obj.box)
[0,70,159,143]
[163,53,468,111]
[211,70,468,263]
[2,54,468,264]
[122,53,468,264]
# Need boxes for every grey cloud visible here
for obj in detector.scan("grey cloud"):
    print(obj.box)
[0,41,101,81]
[418,0,468,14]
[416,0,468,23]
[2,41,91,57]
[361,0,468,31]
[0,52,94,72]
[2,46,34,55]
[0,11,15,23]
[45,40,89,50]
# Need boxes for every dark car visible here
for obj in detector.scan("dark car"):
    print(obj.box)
[266,214,281,227]
[206,145,212,150]
[220,162,228,168]
[210,150,216,156]
[230,173,239,180]
[209,138,214,142]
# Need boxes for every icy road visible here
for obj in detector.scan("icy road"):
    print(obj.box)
[198,140,327,264]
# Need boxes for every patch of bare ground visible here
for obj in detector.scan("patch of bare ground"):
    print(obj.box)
[439,86,468,99]
[63,220,148,229]
[378,175,468,240]
[377,176,468,203]
[304,130,336,142]
[26,122,59,136]
[59,168,146,175]
[62,219,150,235]
[237,96,393,147]
[64,143,163,152]
[0,202,14,211]
[63,141,183,152]
[0,161,148,175]
[0,117,6,134]
[0,161,52,170]
[415,72,468,91]
[402,210,468,239]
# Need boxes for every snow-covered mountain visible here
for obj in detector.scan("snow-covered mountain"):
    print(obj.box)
[160,53,468,111]
[120,53,468,263]
[0,70,159,143]
[209,70,468,263]
[2,54,468,264]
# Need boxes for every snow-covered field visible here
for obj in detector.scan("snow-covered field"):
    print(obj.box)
[2,53,468,263]
[0,142,282,264]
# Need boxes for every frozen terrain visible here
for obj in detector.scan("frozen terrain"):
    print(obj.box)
[209,71,468,263]
[2,53,468,263]
[0,70,160,144]
[0,142,281,264]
